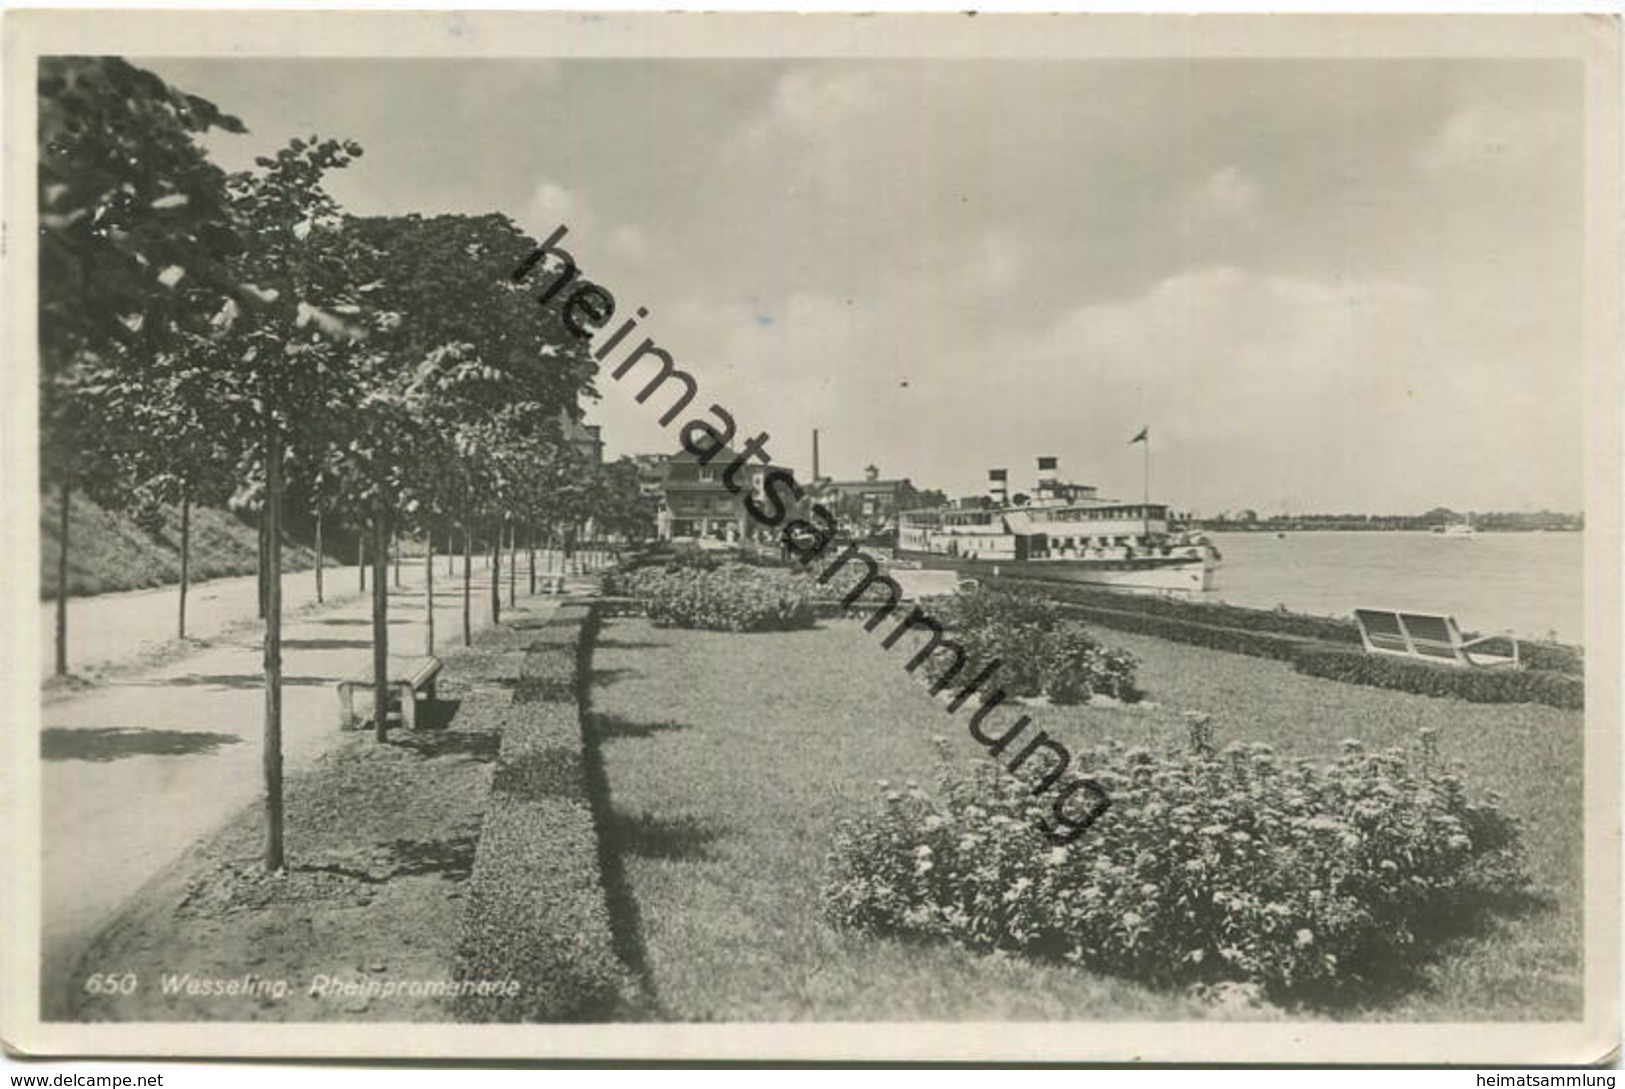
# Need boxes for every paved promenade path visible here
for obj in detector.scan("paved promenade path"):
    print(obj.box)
[39,553,503,681]
[38,553,569,1018]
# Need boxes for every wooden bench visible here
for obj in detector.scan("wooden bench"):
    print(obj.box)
[1353,608,1519,669]
[890,568,964,600]
[337,655,442,730]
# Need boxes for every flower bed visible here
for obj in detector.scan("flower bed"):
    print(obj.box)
[923,588,1140,704]
[822,724,1529,1007]
[627,563,817,632]
[600,543,722,595]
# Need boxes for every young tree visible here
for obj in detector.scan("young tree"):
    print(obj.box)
[103,344,240,639]
[213,135,368,869]
[342,213,599,643]
[585,456,656,543]
[38,58,243,674]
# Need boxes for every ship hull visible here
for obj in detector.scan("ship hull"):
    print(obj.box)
[895,549,1216,593]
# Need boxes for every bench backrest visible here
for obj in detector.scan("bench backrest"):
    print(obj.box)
[345,654,442,687]
[1354,609,1465,664]
[1397,612,1461,662]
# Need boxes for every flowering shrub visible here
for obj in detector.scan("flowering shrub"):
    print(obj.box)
[924,588,1139,704]
[822,724,1528,1005]
[634,563,816,632]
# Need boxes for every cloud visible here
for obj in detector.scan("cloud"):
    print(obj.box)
[737,66,881,152]
[1418,105,1565,176]
[521,180,590,239]
[999,264,1577,513]
[608,224,652,267]
[969,231,1024,293]
[1185,167,1260,221]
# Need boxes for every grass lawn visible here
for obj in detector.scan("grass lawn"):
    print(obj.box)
[588,615,1582,1022]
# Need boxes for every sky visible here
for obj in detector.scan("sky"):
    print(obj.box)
[143,56,1586,516]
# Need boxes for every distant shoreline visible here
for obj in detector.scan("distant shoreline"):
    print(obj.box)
[1206,525,1582,534]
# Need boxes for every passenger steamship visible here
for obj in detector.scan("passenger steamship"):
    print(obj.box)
[895,457,1221,593]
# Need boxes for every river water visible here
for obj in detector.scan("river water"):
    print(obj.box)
[1205,530,1584,644]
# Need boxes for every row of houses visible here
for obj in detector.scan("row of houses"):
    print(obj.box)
[628,448,924,544]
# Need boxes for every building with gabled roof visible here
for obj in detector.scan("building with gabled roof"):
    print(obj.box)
[654,446,798,543]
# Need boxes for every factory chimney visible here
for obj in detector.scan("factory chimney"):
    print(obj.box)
[988,468,1009,507]
[812,429,821,483]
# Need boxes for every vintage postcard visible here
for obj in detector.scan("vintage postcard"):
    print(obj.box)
[3,9,1619,1065]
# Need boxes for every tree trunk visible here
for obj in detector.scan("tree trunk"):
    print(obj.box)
[358,529,366,592]
[508,522,517,608]
[257,504,268,619]
[528,525,536,596]
[263,427,285,872]
[446,529,454,575]
[424,533,436,656]
[373,507,390,743]
[55,478,70,676]
[462,521,473,647]
[393,530,402,589]
[490,523,502,626]
[314,510,324,603]
[178,487,191,640]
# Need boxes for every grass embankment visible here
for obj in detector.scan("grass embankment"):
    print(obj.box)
[40,490,345,599]
[69,604,550,1023]
[589,616,1581,1021]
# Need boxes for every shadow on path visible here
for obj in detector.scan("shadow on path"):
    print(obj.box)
[117,673,336,690]
[301,834,481,885]
[280,638,373,651]
[42,727,242,762]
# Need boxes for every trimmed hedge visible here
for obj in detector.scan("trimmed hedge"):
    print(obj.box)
[1057,602,1314,663]
[1293,646,1584,711]
[987,574,1365,645]
[987,573,1583,677]
[455,601,638,1022]
[1047,600,1581,710]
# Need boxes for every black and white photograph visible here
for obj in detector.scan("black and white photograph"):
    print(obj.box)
[3,10,1619,1066]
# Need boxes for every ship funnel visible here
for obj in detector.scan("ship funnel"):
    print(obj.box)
[988,469,1009,506]
[1037,456,1059,493]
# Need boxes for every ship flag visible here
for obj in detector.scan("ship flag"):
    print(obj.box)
[1129,426,1149,444]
